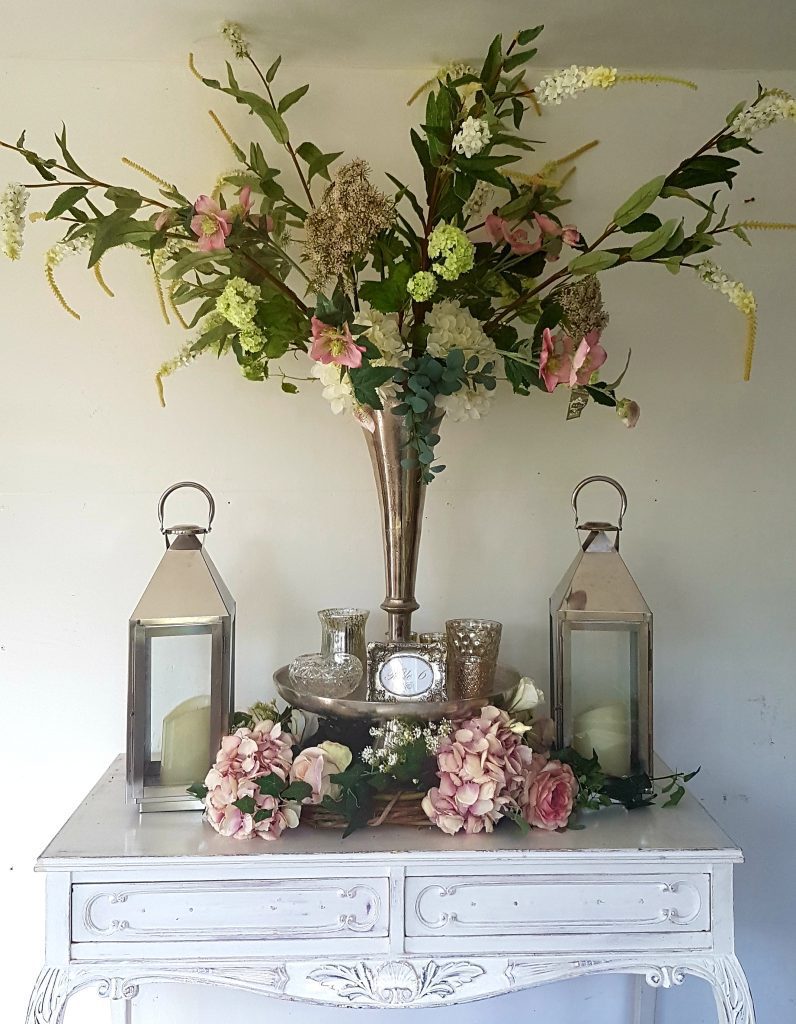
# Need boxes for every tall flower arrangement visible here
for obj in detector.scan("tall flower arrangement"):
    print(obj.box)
[2,22,795,478]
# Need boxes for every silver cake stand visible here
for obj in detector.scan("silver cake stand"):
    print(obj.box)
[273,664,521,722]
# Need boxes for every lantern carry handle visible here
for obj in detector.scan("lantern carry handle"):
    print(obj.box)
[158,481,216,544]
[571,475,627,533]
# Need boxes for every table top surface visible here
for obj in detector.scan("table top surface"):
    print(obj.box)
[38,756,741,870]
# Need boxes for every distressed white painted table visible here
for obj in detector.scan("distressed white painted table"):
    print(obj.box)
[28,756,755,1023]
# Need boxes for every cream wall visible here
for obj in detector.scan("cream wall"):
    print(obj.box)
[1,53,795,1023]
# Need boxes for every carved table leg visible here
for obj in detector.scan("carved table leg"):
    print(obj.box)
[704,956,756,1024]
[26,968,69,1024]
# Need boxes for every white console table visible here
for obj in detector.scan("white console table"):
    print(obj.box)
[28,756,754,1023]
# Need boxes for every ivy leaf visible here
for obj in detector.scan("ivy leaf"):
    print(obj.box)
[568,251,620,275]
[349,364,396,408]
[278,83,310,115]
[45,186,88,221]
[629,218,680,260]
[359,261,412,313]
[186,783,208,800]
[233,796,256,814]
[254,808,273,822]
[255,773,284,797]
[613,175,666,228]
[281,780,313,801]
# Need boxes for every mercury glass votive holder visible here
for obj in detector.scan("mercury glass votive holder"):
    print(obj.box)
[318,607,369,678]
[445,618,502,699]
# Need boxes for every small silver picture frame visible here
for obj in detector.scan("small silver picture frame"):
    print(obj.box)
[367,641,448,703]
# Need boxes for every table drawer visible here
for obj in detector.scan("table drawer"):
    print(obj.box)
[406,873,710,936]
[72,878,388,942]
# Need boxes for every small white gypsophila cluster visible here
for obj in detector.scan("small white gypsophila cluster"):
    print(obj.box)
[0,183,30,260]
[731,91,796,139]
[362,718,454,774]
[535,65,617,105]
[452,116,492,158]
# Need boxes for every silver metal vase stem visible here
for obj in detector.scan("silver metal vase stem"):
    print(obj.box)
[363,395,427,642]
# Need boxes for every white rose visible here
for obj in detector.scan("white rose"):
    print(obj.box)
[507,677,545,714]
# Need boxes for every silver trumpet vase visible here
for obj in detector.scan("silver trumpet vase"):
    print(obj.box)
[363,395,435,642]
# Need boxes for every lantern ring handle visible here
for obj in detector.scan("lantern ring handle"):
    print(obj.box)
[158,481,216,535]
[571,475,627,531]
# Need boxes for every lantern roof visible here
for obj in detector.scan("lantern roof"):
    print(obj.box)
[551,528,651,622]
[131,532,235,624]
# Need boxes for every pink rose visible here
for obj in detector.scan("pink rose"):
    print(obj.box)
[521,759,578,831]
[289,741,353,805]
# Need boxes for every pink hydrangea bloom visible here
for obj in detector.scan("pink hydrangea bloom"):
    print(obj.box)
[485,213,541,255]
[569,329,608,386]
[518,758,578,831]
[190,195,233,251]
[202,720,300,841]
[423,705,533,835]
[309,317,366,368]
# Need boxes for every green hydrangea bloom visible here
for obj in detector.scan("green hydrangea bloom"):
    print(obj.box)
[427,222,475,281]
[407,270,438,302]
[216,277,261,331]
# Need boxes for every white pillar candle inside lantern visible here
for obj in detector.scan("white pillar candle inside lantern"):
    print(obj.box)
[549,477,652,778]
[127,482,235,811]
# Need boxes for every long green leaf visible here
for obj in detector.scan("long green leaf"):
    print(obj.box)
[613,175,666,228]
[568,251,620,274]
[45,186,88,220]
[629,218,680,260]
[278,83,309,114]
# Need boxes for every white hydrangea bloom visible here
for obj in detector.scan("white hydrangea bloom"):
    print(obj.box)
[425,299,496,364]
[731,92,796,139]
[354,308,407,366]
[436,387,494,422]
[535,65,617,105]
[1,183,30,260]
[697,259,756,315]
[452,116,492,158]
[311,361,355,415]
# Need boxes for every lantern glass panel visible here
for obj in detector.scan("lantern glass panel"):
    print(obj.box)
[565,622,647,778]
[148,628,214,788]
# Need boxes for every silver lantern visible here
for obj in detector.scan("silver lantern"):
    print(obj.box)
[549,476,652,779]
[127,482,235,811]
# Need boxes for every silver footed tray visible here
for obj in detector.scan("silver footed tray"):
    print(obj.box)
[273,664,521,721]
